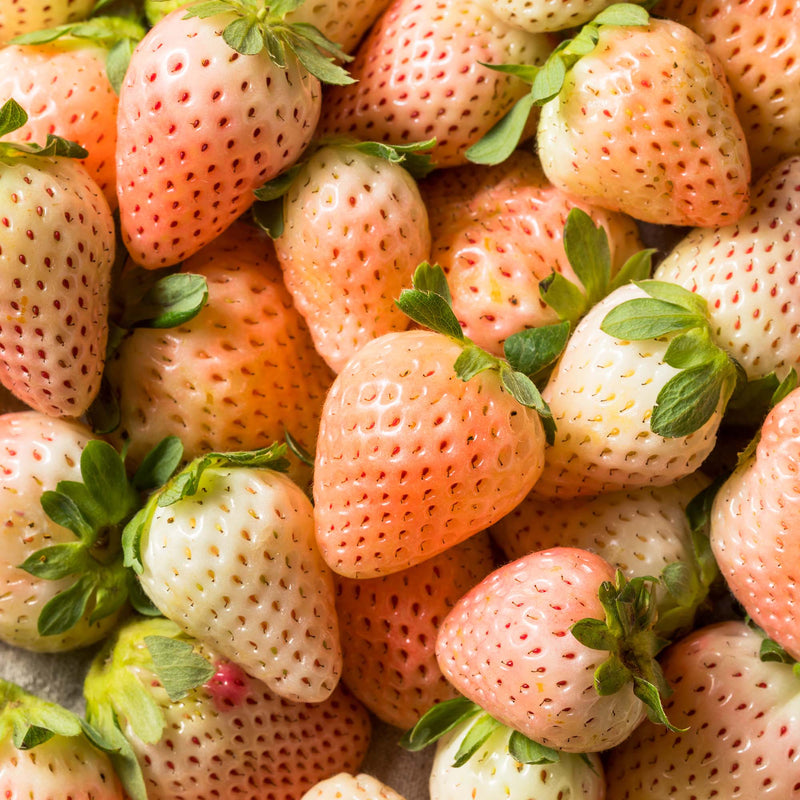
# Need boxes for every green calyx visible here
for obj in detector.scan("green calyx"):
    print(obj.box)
[8,15,146,94]
[0,99,87,162]
[84,617,214,800]
[400,696,560,767]
[122,442,289,574]
[539,208,655,330]
[466,2,651,165]
[571,570,684,732]
[18,437,186,637]
[396,263,561,443]
[599,279,740,438]
[251,137,437,238]
[0,679,83,750]
[182,0,354,85]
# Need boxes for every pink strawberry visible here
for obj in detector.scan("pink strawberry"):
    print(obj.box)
[522,8,751,227]
[104,221,333,486]
[0,411,122,652]
[0,678,124,799]
[657,0,800,177]
[313,264,549,579]
[533,282,734,498]
[334,532,495,729]
[435,547,673,753]
[421,149,644,355]
[317,0,554,168]
[84,616,372,800]
[273,141,432,373]
[605,620,800,799]
[126,444,343,703]
[710,385,800,659]
[0,0,94,43]
[301,773,407,800]
[116,3,351,269]
[0,98,115,418]
[654,156,800,381]
[286,0,394,54]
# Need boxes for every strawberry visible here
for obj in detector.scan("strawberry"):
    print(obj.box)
[533,281,737,498]
[421,150,645,355]
[468,5,751,228]
[656,0,800,177]
[313,264,550,579]
[0,98,115,418]
[317,0,554,168]
[422,711,605,800]
[471,0,624,33]
[0,678,124,799]
[301,773,407,800]
[334,532,495,729]
[268,140,433,373]
[124,444,343,704]
[710,385,800,659]
[84,616,372,800]
[491,473,717,637]
[434,547,674,753]
[104,220,333,486]
[116,2,352,269]
[605,620,800,799]
[286,0,394,54]
[0,411,123,652]
[653,156,800,382]
[0,0,94,43]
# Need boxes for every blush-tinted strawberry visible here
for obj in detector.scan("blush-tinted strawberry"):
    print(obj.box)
[0,0,93,43]
[301,773,407,800]
[286,0,393,53]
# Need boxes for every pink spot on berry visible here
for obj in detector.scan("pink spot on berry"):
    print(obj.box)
[204,661,249,711]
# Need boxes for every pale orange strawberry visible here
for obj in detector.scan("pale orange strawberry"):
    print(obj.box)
[301,773,407,800]
[0,43,120,208]
[657,0,800,177]
[421,150,643,355]
[274,142,432,373]
[105,221,334,485]
[317,0,554,168]
[335,532,495,728]
[0,0,93,43]
[286,0,394,54]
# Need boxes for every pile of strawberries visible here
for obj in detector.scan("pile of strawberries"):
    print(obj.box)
[0,0,799,797]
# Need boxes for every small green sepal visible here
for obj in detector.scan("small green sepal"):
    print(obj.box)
[399,696,480,752]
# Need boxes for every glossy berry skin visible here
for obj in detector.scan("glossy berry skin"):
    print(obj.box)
[605,621,800,799]
[537,18,751,228]
[0,0,94,43]
[0,413,122,653]
[301,773,407,800]
[710,387,800,660]
[313,329,546,579]
[275,144,431,373]
[0,156,115,417]
[116,7,321,268]
[286,0,393,53]
[436,547,646,753]
[335,533,495,729]
[318,0,553,168]
[654,156,800,381]
[657,0,800,177]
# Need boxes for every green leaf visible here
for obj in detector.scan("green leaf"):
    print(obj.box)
[593,2,651,26]
[80,440,137,525]
[52,480,107,530]
[503,321,570,378]
[106,669,165,745]
[562,208,611,306]
[600,298,702,340]
[89,565,130,624]
[144,636,215,701]
[17,543,90,581]
[263,27,287,68]
[663,328,719,370]
[773,368,799,407]
[499,368,550,415]
[86,375,121,436]
[454,345,499,382]
[181,1,232,19]
[539,271,588,324]
[609,248,656,291]
[251,198,285,238]
[452,713,502,767]
[650,359,730,438]
[288,35,355,85]
[725,371,779,428]
[222,15,263,55]
[395,289,463,340]
[284,428,314,467]
[465,92,536,166]
[660,561,696,607]
[37,574,97,636]
[633,676,685,732]
[127,570,162,616]
[571,617,617,652]
[593,654,631,696]
[40,491,94,541]
[133,436,184,491]
[531,53,567,105]
[507,731,560,764]
[399,697,480,751]
[760,636,795,665]
[410,262,452,305]
[351,139,437,179]
[122,273,209,329]
[636,279,708,317]
[0,98,27,138]
[8,24,74,45]
[252,163,303,202]
[106,37,136,94]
